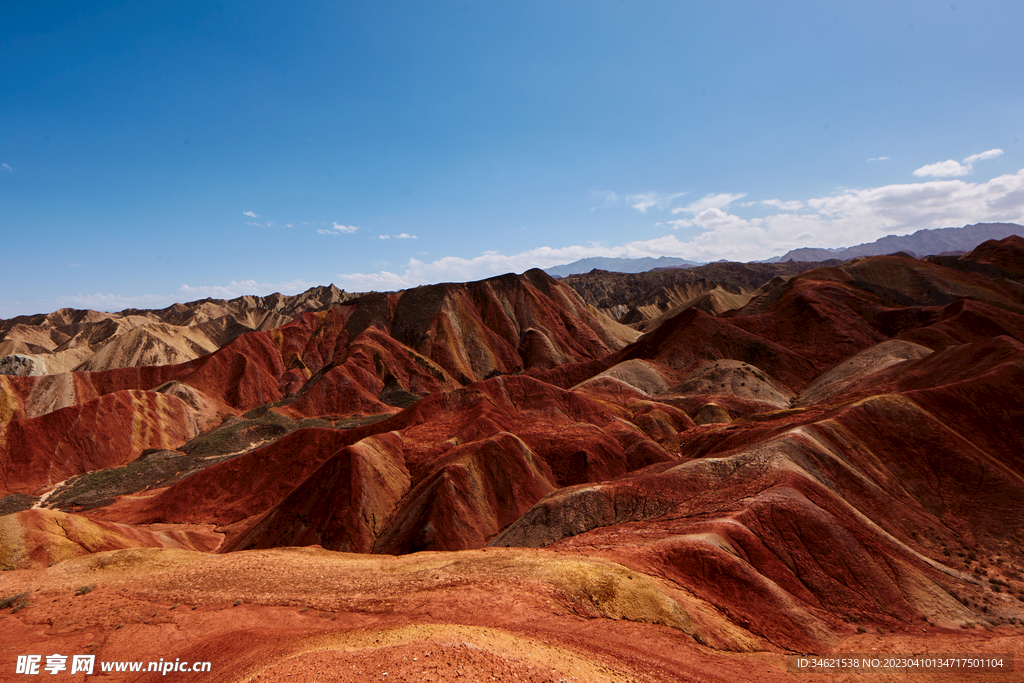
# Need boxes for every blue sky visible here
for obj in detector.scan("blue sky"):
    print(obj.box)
[3,0,1023,318]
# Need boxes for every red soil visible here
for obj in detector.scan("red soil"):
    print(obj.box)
[4,256,1024,680]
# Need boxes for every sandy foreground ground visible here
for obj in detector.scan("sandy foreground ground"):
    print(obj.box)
[1,546,1021,683]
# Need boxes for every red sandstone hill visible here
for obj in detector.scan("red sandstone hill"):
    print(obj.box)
[961,234,1024,280]
[3,243,1024,680]
[560,260,829,326]
[0,271,634,497]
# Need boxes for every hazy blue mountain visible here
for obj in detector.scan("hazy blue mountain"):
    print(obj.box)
[544,256,701,278]
[543,223,1024,278]
[767,223,1024,263]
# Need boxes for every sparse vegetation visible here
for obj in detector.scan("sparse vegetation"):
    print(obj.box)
[45,454,192,511]
[40,408,389,514]
[75,585,96,596]
[298,417,332,429]
[181,413,292,458]
[0,492,39,516]
[0,592,29,610]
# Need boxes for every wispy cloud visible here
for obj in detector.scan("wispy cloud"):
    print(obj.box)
[913,160,971,178]
[964,149,1004,164]
[760,199,804,211]
[39,277,330,316]
[337,162,1024,287]
[737,198,801,211]
[671,192,747,216]
[318,222,359,235]
[378,232,417,240]
[663,167,1024,259]
[179,278,321,299]
[913,148,1003,178]
[626,191,687,213]
[868,156,890,162]
[587,189,621,211]
[53,292,175,312]
[591,190,619,203]
[242,212,300,228]
[1,163,12,172]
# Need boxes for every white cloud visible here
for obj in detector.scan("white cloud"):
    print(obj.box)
[335,234,751,291]
[664,207,753,232]
[318,222,359,235]
[45,277,332,315]
[338,165,1024,285]
[965,149,1004,164]
[333,271,413,291]
[590,190,619,204]
[242,210,258,218]
[760,199,804,211]
[913,148,1003,178]
[36,274,341,317]
[54,292,177,312]
[394,233,417,239]
[1,163,12,172]
[913,159,970,178]
[626,191,687,213]
[868,156,890,162]
[379,234,391,240]
[179,278,321,299]
[672,192,747,215]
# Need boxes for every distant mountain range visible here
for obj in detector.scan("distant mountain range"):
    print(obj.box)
[544,223,1024,277]
[544,256,701,278]
[767,222,1024,262]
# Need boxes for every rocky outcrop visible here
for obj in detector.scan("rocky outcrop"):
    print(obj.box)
[0,354,46,376]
